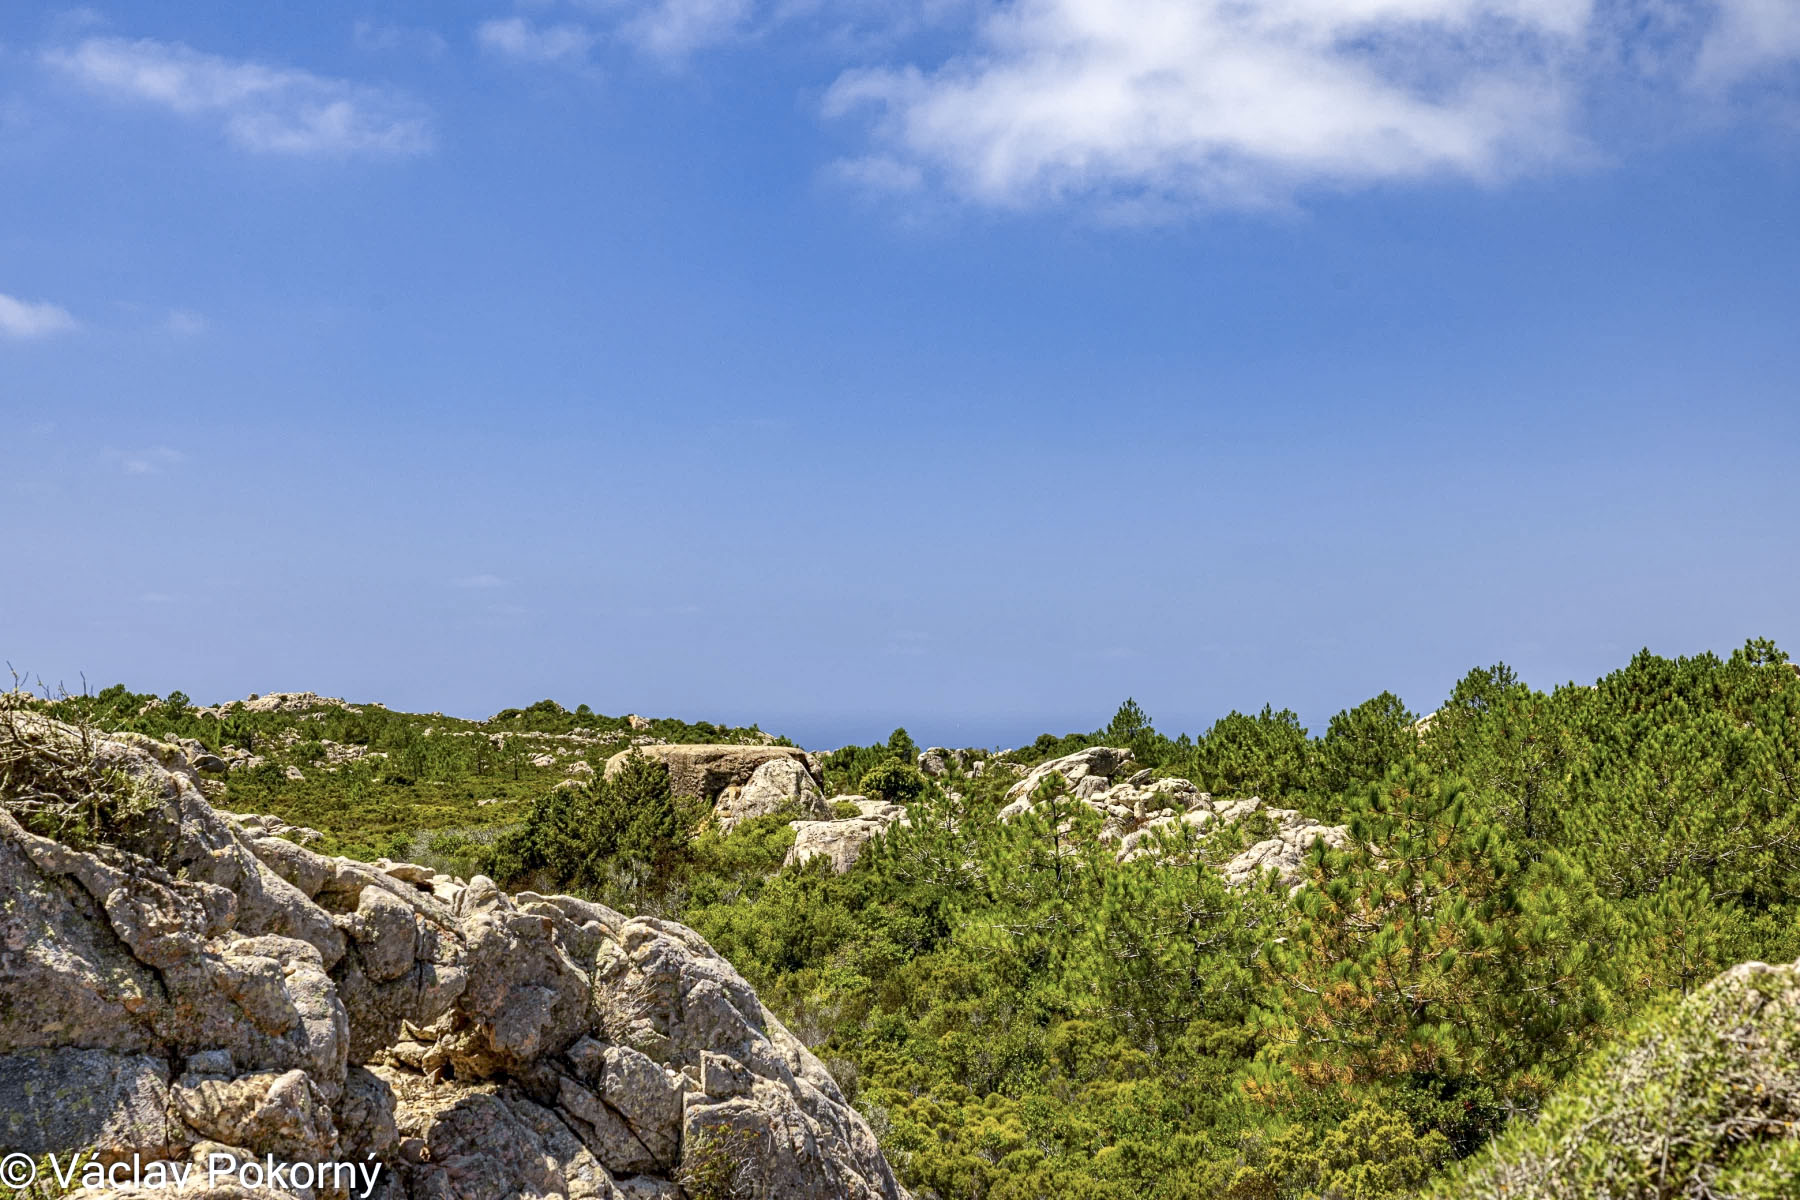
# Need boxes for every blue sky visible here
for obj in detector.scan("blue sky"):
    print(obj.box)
[2,2,1797,749]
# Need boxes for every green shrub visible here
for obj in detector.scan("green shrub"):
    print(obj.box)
[490,750,685,908]
[1227,1103,1450,1200]
[858,760,929,806]
[1434,958,1800,1199]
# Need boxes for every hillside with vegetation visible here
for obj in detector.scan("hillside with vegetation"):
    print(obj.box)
[13,639,1800,1199]
[26,686,781,865]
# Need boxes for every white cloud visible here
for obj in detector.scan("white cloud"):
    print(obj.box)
[1696,0,1800,87]
[105,446,184,475]
[808,0,1800,211]
[43,36,432,156]
[0,292,78,339]
[623,0,756,58]
[455,573,509,589]
[825,0,1605,210]
[477,18,600,64]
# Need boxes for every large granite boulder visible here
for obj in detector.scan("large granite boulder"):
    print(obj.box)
[785,798,910,874]
[0,716,905,1200]
[715,757,829,831]
[601,744,818,802]
[915,748,967,778]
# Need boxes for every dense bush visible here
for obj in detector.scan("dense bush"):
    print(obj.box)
[678,642,1800,1198]
[822,728,919,795]
[859,759,930,805]
[487,750,688,907]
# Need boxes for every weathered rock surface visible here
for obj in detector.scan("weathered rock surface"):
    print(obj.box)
[716,757,829,831]
[1118,798,1352,890]
[237,693,361,715]
[0,719,905,1200]
[994,746,1348,890]
[785,798,910,874]
[998,746,1137,815]
[915,748,967,778]
[601,744,819,802]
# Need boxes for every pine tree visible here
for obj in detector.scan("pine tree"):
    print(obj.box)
[1075,839,1282,1050]
[1264,760,1620,1112]
[1309,692,1417,803]
[1191,706,1311,800]
[1104,698,1166,765]
[964,772,1110,987]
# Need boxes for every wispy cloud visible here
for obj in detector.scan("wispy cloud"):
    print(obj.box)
[476,18,600,65]
[352,20,450,59]
[1696,0,1800,88]
[164,309,207,336]
[476,0,767,65]
[455,573,509,589]
[622,0,755,59]
[0,292,78,339]
[43,36,432,157]
[105,446,184,475]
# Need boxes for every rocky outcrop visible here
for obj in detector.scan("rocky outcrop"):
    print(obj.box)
[240,693,361,715]
[785,798,910,874]
[916,748,967,778]
[1116,796,1351,890]
[998,747,1136,815]
[716,757,829,831]
[601,744,818,803]
[0,718,905,1200]
[994,746,1348,891]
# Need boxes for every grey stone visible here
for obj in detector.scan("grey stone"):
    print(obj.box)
[716,756,829,831]
[785,799,909,874]
[187,1050,234,1076]
[998,746,1135,818]
[0,1048,173,1158]
[0,716,907,1200]
[602,744,819,801]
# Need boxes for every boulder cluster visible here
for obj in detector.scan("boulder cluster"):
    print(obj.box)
[996,747,1351,890]
[775,745,1348,889]
[914,748,967,778]
[0,718,906,1199]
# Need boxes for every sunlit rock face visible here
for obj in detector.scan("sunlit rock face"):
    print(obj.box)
[0,718,907,1200]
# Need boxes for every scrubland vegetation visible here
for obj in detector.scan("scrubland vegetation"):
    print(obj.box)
[31,639,1800,1199]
